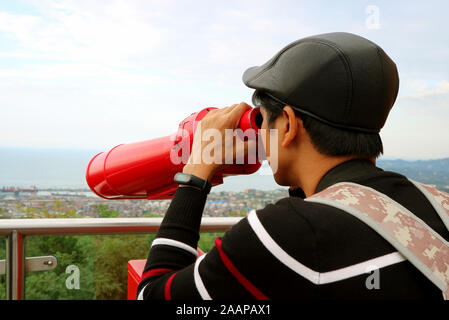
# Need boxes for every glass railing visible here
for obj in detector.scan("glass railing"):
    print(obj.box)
[0,218,239,300]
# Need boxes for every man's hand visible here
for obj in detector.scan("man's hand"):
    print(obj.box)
[182,102,254,181]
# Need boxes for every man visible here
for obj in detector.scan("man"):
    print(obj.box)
[137,32,448,299]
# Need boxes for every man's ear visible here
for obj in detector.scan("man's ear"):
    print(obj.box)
[281,106,299,147]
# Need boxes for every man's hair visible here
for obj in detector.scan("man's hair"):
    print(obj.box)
[252,90,384,158]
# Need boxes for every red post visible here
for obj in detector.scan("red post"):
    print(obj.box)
[127,260,146,300]
[128,248,205,300]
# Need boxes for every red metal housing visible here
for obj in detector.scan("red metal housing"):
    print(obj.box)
[86,107,262,200]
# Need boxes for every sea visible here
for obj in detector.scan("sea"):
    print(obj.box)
[2,146,447,194]
[0,147,284,193]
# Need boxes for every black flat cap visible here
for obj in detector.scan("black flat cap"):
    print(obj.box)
[243,32,399,133]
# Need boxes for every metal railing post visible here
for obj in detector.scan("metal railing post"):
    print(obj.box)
[6,231,24,300]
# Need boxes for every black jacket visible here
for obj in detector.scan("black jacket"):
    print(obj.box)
[137,159,448,300]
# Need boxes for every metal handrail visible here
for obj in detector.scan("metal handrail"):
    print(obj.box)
[0,217,242,300]
[0,217,242,236]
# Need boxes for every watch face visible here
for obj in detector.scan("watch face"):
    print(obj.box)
[176,173,191,183]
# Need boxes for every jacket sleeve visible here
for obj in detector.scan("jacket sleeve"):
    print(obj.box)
[136,185,258,300]
[136,186,318,300]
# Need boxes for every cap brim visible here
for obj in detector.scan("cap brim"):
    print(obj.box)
[242,66,265,89]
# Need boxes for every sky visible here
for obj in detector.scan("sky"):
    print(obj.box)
[0,0,448,160]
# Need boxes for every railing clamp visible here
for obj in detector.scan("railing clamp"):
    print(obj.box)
[0,255,58,275]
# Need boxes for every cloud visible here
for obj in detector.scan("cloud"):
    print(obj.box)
[0,0,448,160]
[0,1,169,65]
[0,62,168,86]
[407,80,449,98]
[381,86,449,159]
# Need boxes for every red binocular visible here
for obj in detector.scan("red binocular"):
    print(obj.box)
[86,107,263,200]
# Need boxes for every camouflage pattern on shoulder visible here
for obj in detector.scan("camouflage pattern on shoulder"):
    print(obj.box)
[408,180,449,232]
[306,182,449,300]
[417,183,449,217]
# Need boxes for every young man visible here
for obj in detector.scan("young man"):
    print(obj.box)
[137,32,449,300]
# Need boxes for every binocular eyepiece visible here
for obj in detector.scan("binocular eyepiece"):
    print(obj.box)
[239,107,263,133]
[86,107,263,200]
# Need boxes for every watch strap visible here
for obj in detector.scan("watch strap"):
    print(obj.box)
[174,172,212,194]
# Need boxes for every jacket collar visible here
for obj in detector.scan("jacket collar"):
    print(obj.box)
[288,158,382,199]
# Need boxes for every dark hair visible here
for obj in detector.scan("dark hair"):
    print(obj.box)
[252,90,384,158]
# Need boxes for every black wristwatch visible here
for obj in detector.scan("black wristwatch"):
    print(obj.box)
[174,172,212,194]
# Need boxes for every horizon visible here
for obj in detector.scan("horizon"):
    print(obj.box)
[1,146,448,192]
[1,145,448,162]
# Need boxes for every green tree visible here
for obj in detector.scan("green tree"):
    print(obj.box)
[142,210,163,217]
[93,234,155,300]
[25,235,95,300]
[94,204,120,218]
[198,232,224,252]
[23,233,156,300]
[0,201,230,300]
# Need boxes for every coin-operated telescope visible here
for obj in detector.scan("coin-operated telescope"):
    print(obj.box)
[86,107,263,200]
